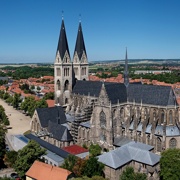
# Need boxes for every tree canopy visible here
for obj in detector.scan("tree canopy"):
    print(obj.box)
[0,124,6,165]
[120,166,147,180]
[14,140,46,178]
[160,148,180,180]
[89,144,102,157]
[3,150,18,168]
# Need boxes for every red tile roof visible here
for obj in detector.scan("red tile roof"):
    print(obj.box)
[46,100,55,107]
[26,160,72,180]
[62,145,88,155]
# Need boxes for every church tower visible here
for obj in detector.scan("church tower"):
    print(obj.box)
[54,18,72,106]
[73,21,89,80]
[124,48,129,86]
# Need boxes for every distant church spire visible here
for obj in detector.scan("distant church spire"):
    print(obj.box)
[124,47,129,86]
[73,20,87,61]
[56,18,70,60]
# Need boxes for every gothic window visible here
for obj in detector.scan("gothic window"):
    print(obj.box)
[74,68,78,75]
[138,133,141,142]
[169,138,177,148]
[120,108,124,118]
[157,137,162,152]
[169,110,173,124]
[87,130,89,140]
[130,131,133,140]
[64,80,69,91]
[153,110,156,121]
[113,118,117,136]
[54,140,56,145]
[31,121,34,131]
[144,108,147,120]
[161,111,165,124]
[137,107,140,118]
[100,132,106,142]
[57,68,61,76]
[57,80,60,90]
[65,98,68,104]
[147,135,150,145]
[100,111,106,128]
[37,123,40,132]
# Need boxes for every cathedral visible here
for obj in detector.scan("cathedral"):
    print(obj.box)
[31,17,180,155]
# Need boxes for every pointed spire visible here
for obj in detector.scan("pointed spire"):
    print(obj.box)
[57,17,70,60]
[124,47,129,87]
[73,20,87,61]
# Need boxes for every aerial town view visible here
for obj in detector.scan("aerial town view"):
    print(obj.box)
[0,1,180,180]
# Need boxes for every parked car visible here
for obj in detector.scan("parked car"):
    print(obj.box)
[10,173,19,179]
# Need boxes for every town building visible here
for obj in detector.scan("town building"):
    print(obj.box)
[26,160,74,180]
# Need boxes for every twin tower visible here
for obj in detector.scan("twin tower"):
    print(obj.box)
[54,19,89,106]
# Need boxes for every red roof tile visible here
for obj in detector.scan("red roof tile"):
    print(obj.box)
[62,145,88,155]
[26,161,72,180]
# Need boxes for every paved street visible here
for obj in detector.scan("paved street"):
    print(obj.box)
[0,99,31,149]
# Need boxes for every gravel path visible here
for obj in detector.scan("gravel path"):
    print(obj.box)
[0,99,31,148]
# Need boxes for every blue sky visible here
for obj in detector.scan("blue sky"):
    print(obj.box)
[0,0,180,63]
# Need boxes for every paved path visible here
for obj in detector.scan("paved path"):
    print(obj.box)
[0,99,31,149]
[0,168,15,178]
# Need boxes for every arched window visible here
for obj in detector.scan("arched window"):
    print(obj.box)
[57,80,60,90]
[65,98,68,104]
[113,118,117,136]
[100,111,106,128]
[144,108,147,120]
[169,138,177,148]
[147,135,150,145]
[100,132,106,142]
[138,133,141,142]
[37,123,40,132]
[153,110,156,121]
[161,111,165,124]
[169,110,173,124]
[157,137,162,152]
[137,107,140,118]
[120,108,124,118]
[31,121,34,131]
[56,68,61,76]
[64,80,69,91]
[87,130,89,140]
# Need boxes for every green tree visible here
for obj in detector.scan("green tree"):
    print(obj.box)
[30,85,35,90]
[12,93,21,109]
[43,92,54,100]
[73,176,107,180]
[61,155,78,172]
[0,105,9,125]
[0,124,6,165]
[36,86,41,92]
[14,140,46,178]
[0,90,5,99]
[160,148,180,180]
[89,144,102,157]
[73,158,86,177]
[6,96,13,105]
[21,96,35,114]
[36,98,48,109]
[3,92,10,101]
[82,157,104,178]
[120,167,147,180]
[4,150,18,168]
